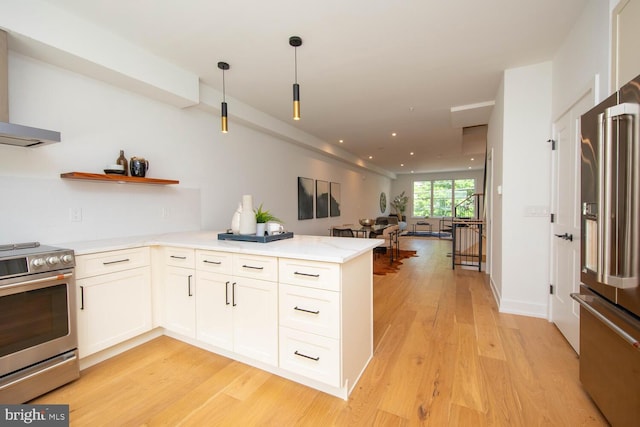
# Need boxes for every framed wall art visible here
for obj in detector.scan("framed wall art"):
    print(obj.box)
[297,177,314,220]
[330,182,341,217]
[316,180,329,218]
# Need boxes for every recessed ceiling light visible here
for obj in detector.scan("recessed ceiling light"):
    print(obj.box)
[410,152,414,156]
[468,166,472,169]
[391,132,397,137]
[411,170,414,173]
[400,163,404,167]
[368,155,373,159]
[339,139,344,143]
[470,157,475,161]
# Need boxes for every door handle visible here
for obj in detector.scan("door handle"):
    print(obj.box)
[554,233,573,242]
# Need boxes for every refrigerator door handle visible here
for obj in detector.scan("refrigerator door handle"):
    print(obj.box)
[598,103,640,289]
[571,292,640,350]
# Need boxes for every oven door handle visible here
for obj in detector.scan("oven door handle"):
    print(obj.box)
[1,272,73,290]
[570,293,640,350]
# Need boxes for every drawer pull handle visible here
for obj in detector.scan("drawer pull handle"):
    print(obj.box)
[103,258,129,265]
[294,306,320,315]
[294,271,320,278]
[188,275,193,296]
[170,255,187,260]
[225,281,230,305]
[294,351,320,361]
[80,285,85,310]
[242,264,264,270]
[203,260,222,265]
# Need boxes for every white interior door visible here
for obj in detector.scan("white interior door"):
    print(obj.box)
[550,90,594,353]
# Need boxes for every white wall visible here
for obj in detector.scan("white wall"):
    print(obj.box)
[486,0,613,318]
[0,52,391,245]
[499,62,553,317]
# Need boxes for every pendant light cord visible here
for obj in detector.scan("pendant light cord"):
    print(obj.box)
[294,47,298,84]
[222,69,226,102]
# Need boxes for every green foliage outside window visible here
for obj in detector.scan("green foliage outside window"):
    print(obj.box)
[412,178,476,218]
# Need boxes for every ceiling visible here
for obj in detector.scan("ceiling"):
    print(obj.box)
[41,0,587,175]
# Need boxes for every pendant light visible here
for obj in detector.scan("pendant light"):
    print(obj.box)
[289,36,302,120]
[217,61,230,133]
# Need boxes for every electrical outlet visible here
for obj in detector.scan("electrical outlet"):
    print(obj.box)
[69,207,82,222]
[161,207,168,219]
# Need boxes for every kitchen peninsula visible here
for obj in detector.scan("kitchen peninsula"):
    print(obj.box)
[62,231,381,399]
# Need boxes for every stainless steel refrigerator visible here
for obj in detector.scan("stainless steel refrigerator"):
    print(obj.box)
[573,74,640,426]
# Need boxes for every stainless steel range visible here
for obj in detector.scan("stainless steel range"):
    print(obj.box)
[0,242,79,403]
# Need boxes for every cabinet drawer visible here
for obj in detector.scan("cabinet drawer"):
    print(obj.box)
[279,258,340,291]
[196,250,232,274]
[76,247,150,279]
[279,327,340,387]
[279,284,340,339]
[165,247,195,268]
[232,254,277,281]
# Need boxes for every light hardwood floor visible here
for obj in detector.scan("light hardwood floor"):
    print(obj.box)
[33,237,608,426]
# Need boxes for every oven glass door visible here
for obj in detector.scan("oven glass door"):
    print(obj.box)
[0,284,69,357]
[0,272,77,376]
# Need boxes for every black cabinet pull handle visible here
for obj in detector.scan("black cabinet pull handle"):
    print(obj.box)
[294,306,320,315]
[80,285,84,310]
[188,275,193,296]
[294,351,320,361]
[242,264,264,270]
[232,282,237,306]
[225,281,230,305]
[170,255,187,259]
[554,232,574,242]
[203,260,222,265]
[103,258,129,265]
[294,271,320,278]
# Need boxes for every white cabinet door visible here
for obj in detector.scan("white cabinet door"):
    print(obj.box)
[195,271,233,351]
[233,277,278,366]
[164,266,196,338]
[77,267,151,358]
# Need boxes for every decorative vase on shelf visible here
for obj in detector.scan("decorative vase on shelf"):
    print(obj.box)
[116,150,128,176]
[238,194,257,235]
[231,203,242,234]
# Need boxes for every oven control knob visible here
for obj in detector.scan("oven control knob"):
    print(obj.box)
[46,256,60,266]
[31,258,46,268]
[61,254,74,264]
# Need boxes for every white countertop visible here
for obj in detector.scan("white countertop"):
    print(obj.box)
[57,231,383,263]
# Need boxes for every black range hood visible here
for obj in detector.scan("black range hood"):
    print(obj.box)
[0,30,61,148]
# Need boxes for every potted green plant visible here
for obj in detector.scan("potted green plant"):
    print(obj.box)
[391,191,408,221]
[254,203,281,236]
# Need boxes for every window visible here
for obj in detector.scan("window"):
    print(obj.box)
[412,178,476,218]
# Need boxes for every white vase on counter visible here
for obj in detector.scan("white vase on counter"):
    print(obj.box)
[239,194,257,235]
[231,203,242,234]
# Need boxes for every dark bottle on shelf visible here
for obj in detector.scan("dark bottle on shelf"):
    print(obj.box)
[116,150,128,176]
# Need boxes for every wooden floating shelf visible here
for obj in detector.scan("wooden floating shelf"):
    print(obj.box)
[60,172,179,185]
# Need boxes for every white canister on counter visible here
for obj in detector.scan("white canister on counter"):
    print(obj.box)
[239,195,257,235]
[231,203,242,234]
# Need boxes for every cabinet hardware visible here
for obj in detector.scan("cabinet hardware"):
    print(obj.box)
[225,281,230,305]
[294,350,320,361]
[242,264,263,270]
[294,271,320,278]
[203,260,222,265]
[170,255,187,260]
[294,306,320,315]
[188,275,193,296]
[103,258,129,265]
[232,282,237,306]
[80,285,84,310]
